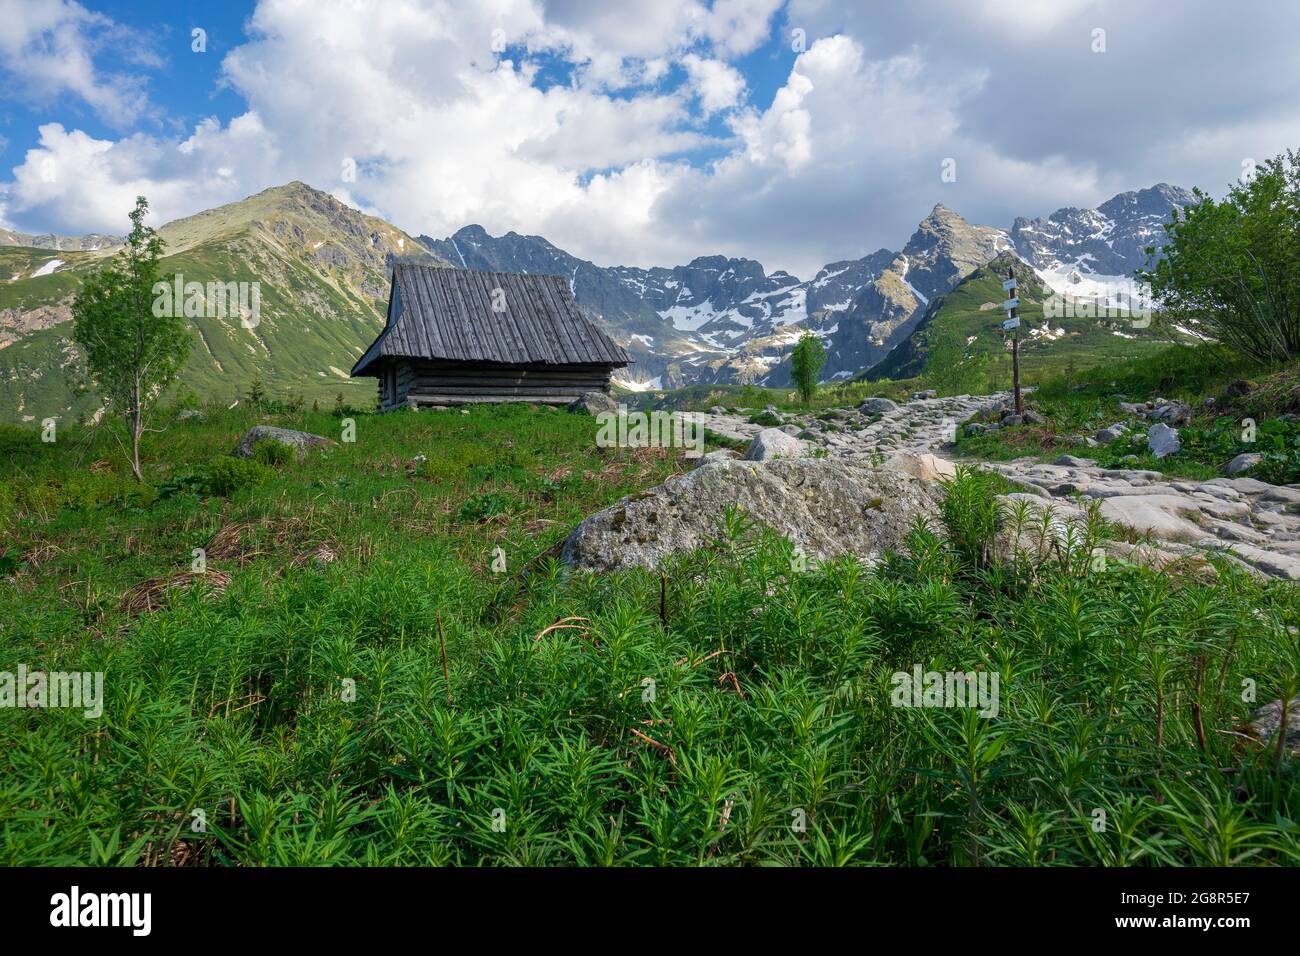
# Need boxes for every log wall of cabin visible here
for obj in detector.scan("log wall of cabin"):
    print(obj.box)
[398,360,616,406]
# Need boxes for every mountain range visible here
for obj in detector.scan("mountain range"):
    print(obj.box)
[0,180,1193,423]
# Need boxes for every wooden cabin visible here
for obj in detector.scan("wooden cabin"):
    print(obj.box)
[351,266,630,410]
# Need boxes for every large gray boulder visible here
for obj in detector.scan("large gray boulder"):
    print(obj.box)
[234,425,335,461]
[858,397,898,415]
[568,391,618,415]
[742,427,805,461]
[561,458,941,572]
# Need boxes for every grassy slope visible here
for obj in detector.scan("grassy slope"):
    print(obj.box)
[954,343,1300,482]
[868,256,1173,394]
[0,184,443,424]
[1,404,1297,866]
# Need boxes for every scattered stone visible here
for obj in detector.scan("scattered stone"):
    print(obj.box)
[234,425,335,462]
[911,390,937,400]
[1052,455,1093,468]
[743,428,805,461]
[1022,410,1047,425]
[692,449,739,469]
[1147,423,1182,458]
[567,391,618,415]
[1146,401,1192,426]
[1100,495,1206,543]
[1001,414,1024,427]
[1261,486,1300,507]
[561,458,940,572]
[1243,696,1300,757]
[1094,425,1127,444]
[858,397,899,415]
[882,451,957,482]
[709,405,727,415]
[1223,453,1263,475]
[1204,476,1273,496]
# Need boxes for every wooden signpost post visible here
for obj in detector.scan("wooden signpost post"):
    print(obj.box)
[1002,266,1023,416]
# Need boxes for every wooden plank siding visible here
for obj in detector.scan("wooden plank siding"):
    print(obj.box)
[390,359,613,409]
[353,265,631,410]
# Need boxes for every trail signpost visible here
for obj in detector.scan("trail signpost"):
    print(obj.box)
[1003,268,1023,416]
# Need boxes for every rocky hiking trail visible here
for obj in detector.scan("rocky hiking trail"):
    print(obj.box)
[678,393,1300,581]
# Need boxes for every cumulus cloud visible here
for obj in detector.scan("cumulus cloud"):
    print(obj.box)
[681,54,746,115]
[0,0,156,126]
[3,0,1300,277]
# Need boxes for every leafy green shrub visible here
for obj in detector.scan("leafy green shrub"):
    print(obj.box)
[458,492,513,522]
[203,455,273,496]
[0,424,39,457]
[939,467,1006,571]
[749,410,782,427]
[252,439,294,468]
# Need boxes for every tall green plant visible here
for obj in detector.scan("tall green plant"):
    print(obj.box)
[1141,150,1300,364]
[790,332,826,403]
[72,196,189,480]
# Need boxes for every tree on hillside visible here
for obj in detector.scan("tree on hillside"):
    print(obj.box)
[791,332,826,403]
[72,197,190,481]
[1141,150,1300,364]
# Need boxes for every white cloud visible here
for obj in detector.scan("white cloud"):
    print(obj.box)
[4,0,1300,279]
[0,0,154,125]
[681,54,746,114]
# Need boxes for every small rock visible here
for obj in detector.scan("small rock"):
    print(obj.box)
[743,428,805,461]
[882,451,957,481]
[692,449,739,469]
[708,405,727,415]
[1244,696,1300,757]
[1223,452,1263,475]
[1022,410,1047,425]
[911,390,937,401]
[1053,455,1093,468]
[1001,414,1024,427]
[568,391,618,416]
[1147,423,1182,458]
[234,425,335,462]
[1094,425,1126,444]
[1146,401,1191,426]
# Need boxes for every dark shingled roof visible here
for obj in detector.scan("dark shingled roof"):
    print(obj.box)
[352,266,630,376]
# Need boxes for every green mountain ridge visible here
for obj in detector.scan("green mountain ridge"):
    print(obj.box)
[0,182,449,423]
[864,252,1176,392]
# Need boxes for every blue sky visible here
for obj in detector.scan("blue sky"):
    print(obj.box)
[3,0,1299,277]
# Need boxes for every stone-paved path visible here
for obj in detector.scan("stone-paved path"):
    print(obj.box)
[684,394,1300,580]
